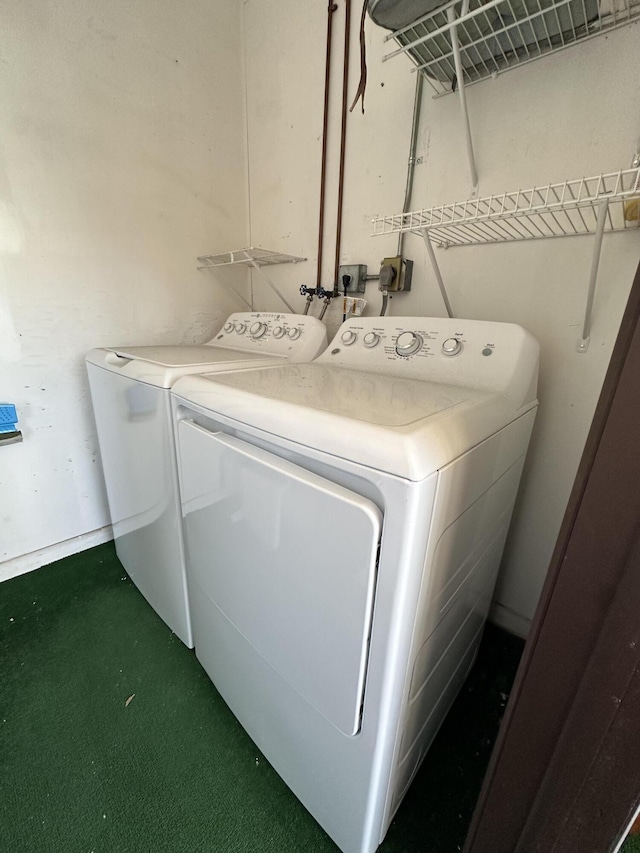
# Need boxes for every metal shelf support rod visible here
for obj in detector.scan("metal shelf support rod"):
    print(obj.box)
[578,198,609,353]
[249,261,295,313]
[448,4,478,193]
[422,228,454,318]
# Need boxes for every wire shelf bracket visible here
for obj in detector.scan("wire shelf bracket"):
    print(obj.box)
[577,198,609,351]
[372,168,640,352]
[197,248,307,314]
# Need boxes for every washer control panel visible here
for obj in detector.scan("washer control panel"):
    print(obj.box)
[213,313,328,362]
[319,316,539,408]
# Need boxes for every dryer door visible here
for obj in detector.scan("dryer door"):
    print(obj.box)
[178,419,382,736]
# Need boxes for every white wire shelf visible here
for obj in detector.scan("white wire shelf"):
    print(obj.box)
[197,247,305,314]
[372,168,640,247]
[384,0,640,97]
[197,247,306,269]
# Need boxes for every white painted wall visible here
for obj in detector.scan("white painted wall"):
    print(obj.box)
[0,0,249,579]
[2,0,638,635]
[243,1,640,633]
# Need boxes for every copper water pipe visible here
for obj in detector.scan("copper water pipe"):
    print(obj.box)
[316,1,338,291]
[333,0,351,294]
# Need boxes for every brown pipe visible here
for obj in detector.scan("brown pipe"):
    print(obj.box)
[333,0,351,294]
[317,2,338,291]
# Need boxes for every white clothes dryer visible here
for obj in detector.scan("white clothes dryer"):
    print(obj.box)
[85,313,327,647]
[171,316,539,853]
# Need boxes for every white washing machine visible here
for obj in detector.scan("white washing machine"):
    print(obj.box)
[85,312,327,648]
[170,316,539,853]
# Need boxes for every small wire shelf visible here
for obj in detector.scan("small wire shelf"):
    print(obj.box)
[197,247,306,269]
[372,168,640,247]
[384,0,640,97]
[197,247,305,314]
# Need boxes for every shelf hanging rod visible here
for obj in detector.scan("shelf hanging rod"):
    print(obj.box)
[248,260,295,313]
[448,3,478,192]
[577,198,610,353]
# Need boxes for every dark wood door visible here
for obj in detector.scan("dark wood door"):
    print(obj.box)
[464,259,640,853]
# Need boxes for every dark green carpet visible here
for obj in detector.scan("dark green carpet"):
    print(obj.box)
[1,542,523,853]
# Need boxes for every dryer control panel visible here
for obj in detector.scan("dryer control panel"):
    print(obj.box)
[318,316,539,410]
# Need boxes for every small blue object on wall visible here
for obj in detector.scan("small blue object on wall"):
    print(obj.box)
[0,403,22,443]
[0,403,18,432]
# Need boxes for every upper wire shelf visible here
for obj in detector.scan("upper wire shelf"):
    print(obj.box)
[197,247,306,269]
[372,168,640,247]
[384,0,640,97]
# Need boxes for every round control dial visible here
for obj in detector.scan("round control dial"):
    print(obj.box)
[288,327,301,340]
[442,337,462,356]
[363,332,380,349]
[272,326,286,339]
[250,322,267,339]
[223,322,234,333]
[341,330,357,346]
[234,322,247,334]
[395,331,423,357]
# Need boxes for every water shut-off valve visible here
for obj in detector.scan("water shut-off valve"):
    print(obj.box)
[316,285,334,321]
[300,284,317,315]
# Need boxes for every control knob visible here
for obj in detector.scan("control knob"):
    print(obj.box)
[288,327,301,340]
[442,337,462,356]
[363,332,380,349]
[223,321,234,333]
[250,321,267,339]
[341,330,357,346]
[395,331,423,357]
[235,322,247,334]
[273,326,286,339]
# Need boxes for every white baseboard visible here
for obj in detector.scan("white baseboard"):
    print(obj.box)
[0,526,114,583]
[489,601,532,639]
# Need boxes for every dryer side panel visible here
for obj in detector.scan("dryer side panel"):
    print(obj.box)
[383,408,537,827]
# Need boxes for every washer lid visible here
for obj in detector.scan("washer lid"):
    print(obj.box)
[108,345,285,369]
[172,363,529,480]
[85,346,283,389]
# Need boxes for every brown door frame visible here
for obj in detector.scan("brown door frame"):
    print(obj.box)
[464,258,640,853]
